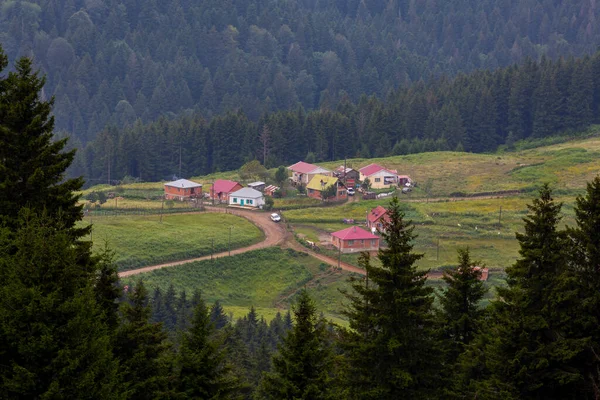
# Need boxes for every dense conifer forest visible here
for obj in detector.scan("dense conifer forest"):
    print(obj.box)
[80,52,600,183]
[2,0,600,151]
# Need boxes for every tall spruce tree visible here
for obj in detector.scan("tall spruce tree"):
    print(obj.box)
[257,289,334,400]
[438,248,487,367]
[467,185,586,399]
[566,176,600,397]
[176,296,242,399]
[0,51,87,238]
[340,196,441,399]
[0,213,121,398]
[114,280,172,399]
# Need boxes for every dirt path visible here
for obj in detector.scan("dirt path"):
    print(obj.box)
[119,206,286,278]
[118,206,445,279]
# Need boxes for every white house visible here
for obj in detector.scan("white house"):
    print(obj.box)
[229,187,265,208]
[288,161,332,185]
[359,163,399,189]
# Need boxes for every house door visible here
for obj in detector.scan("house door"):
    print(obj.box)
[240,199,245,205]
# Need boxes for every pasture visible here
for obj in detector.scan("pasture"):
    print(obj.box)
[84,212,263,270]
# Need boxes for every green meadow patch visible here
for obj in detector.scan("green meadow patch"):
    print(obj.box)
[84,213,263,270]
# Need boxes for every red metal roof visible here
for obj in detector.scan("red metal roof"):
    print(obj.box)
[368,206,389,224]
[359,163,397,177]
[211,179,241,194]
[473,267,489,281]
[331,226,379,241]
[288,161,320,174]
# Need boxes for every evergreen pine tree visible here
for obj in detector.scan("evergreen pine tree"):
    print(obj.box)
[0,213,121,398]
[566,176,600,397]
[114,279,172,399]
[176,296,242,399]
[466,185,586,399]
[438,248,487,365]
[340,196,441,399]
[257,290,334,400]
[0,54,87,238]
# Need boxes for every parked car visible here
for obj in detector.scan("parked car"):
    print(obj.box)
[347,188,355,196]
[402,187,412,194]
[270,213,281,222]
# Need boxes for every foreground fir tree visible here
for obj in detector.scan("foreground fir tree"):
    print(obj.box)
[464,185,585,399]
[567,176,600,396]
[176,297,242,399]
[438,248,487,364]
[114,280,172,399]
[341,196,441,399]
[0,47,86,237]
[257,290,334,400]
[0,213,121,398]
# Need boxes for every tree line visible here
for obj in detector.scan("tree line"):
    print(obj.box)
[79,51,600,184]
[5,48,600,399]
[2,0,600,143]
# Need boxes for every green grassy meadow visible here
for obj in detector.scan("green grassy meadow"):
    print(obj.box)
[84,213,263,270]
[124,248,354,323]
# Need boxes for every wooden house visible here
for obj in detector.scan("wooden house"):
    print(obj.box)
[335,166,360,188]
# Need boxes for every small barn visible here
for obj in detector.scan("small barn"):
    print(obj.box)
[210,179,243,203]
[331,226,380,253]
[164,179,203,201]
[306,174,347,200]
[229,187,265,208]
[264,185,280,197]
[247,181,266,192]
[335,166,360,187]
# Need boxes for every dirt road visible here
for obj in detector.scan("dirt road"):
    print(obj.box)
[118,206,443,279]
[119,207,286,278]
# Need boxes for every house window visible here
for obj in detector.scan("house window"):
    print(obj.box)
[233,198,238,203]
[374,178,381,183]
[247,199,253,205]
[371,240,376,246]
[339,190,346,196]
[308,189,314,194]
[348,240,354,246]
[360,240,364,245]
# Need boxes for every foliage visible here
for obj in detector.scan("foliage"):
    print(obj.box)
[263,196,274,211]
[340,197,441,398]
[239,160,267,182]
[257,290,335,400]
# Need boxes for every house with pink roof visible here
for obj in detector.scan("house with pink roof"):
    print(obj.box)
[367,205,391,232]
[287,161,332,185]
[359,163,400,189]
[209,179,243,202]
[331,226,380,253]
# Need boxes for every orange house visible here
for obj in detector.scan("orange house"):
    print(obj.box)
[210,179,243,202]
[331,226,380,253]
[164,179,203,200]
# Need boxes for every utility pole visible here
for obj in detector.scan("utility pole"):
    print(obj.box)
[178,145,182,178]
[437,238,440,261]
[160,195,165,223]
[338,245,341,269]
[499,205,503,226]
[228,226,232,256]
[211,238,214,261]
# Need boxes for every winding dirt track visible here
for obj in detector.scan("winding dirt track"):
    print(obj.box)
[118,206,445,279]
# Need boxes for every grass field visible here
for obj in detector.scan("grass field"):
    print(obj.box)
[123,248,353,323]
[84,213,263,270]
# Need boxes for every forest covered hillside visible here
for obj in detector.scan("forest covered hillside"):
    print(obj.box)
[2,0,600,145]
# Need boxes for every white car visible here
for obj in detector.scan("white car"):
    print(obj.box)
[347,188,355,196]
[270,213,281,222]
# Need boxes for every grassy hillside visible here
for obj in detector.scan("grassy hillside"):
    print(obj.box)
[83,213,263,271]
[123,248,354,323]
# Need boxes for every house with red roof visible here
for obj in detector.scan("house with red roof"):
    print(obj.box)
[331,226,380,253]
[210,179,243,203]
[288,161,332,185]
[473,267,489,281]
[359,163,399,189]
[367,205,390,232]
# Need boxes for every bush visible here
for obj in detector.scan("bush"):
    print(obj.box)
[263,196,274,210]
